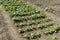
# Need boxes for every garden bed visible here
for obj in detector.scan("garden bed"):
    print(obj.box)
[0,0,60,40]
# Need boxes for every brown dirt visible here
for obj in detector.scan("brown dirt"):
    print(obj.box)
[0,5,24,40]
[0,12,8,40]
[23,0,60,7]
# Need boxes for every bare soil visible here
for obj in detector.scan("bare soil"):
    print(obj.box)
[0,5,24,40]
[0,12,8,40]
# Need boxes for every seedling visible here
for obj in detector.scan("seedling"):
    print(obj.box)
[27,20,35,25]
[44,18,51,22]
[38,22,53,29]
[44,25,60,34]
[19,23,25,27]
[36,32,41,37]
[38,24,45,29]
[19,29,24,33]
[25,27,33,31]
[30,13,45,19]
[12,17,19,22]
[31,32,41,39]
[31,33,36,39]
[24,34,30,39]
[45,22,53,27]
[52,36,57,40]
[45,7,54,12]
[44,29,50,34]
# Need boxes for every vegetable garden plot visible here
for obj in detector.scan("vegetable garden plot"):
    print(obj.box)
[0,0,60,40]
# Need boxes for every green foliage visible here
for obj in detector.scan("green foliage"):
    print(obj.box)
[45,7,54,12]
[24,34,30,39]
[52,36,57,40]
[44,18,52,22]
[27,20,35,25]
[12,16,25,22]
[44,25,60,34]
[0,0,55,39]
[38,22,53,29]
[31,32,41,39]
[31,33,36,39]
[25,27,33,31]
[19,29,24,33]
[35,32,41,37]
[19,23,24,27]
[38,23,45,29]
[25,26,36,31]
[44,22,53,26]
[12,17,20,22]
[0,0,43,17]
[30,13,45,19]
